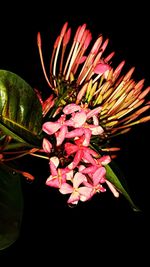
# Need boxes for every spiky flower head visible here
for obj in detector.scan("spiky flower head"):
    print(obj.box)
[37,22,150,152]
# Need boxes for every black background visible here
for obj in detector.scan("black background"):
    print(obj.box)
[0,1,150,263]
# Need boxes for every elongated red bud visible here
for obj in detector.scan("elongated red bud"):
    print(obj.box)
[60,21,68,37]
[113,60,125,77]
[22,172,35,181]
[63,28,71,46]
[37,32,42,47]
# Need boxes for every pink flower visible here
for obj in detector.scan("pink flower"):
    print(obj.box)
[68,110,87,128]
[80,163,119,198]
[83,167,107,196]
[59,172,92,204]
[63,103,82,114]
[78,155,111,180]
[46,157,72,188]
[63,103,102,119]
[42,114,69,146]
[65,136,99,169]
[64,104,104,145]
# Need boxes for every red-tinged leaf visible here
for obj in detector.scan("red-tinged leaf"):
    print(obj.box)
[0,70,42,147]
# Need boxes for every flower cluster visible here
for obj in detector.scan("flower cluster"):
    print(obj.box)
[42,103,119,204]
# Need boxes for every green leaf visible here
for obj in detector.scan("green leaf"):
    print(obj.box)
[90,142,140,211]
[105,163,140,212]
[0,70,42,147]
[0,163,23,250]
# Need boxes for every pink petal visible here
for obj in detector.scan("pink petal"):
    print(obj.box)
[99,155,111,165]
[63,103,81,114]
[99,177,106,183]
[57,114,66,123]
[50,156,59,168]
[65,128,84,138]
[94,63,110,75]
[93,167,106,186]
[46,176,60,188]
[81,165,97,174]
[106,180,119,197]
[42,138,52,153]
[65,170,74,180]
[83,150,96,165]
[92,115,99,126]
[78,187,93,201]
[65,118,74,127]
[56,125,68,146]
[60,171,67,184]
[87,147,99,158]
[42,122,61,135]
[73,172,87,188]
[86,106,102,119]
[82,181,93,188]
[49,157,59,176]
[67,162,74,170]
[83,128,91,146]
[78,165,86,172]
[65,142,78,155]
[89,125,104,135]
[72,111,87,127]
[74,136,85,146]
[59,183,73,194]
[72,150,84,169]
[67,191,80,204]
[49,159,58,176]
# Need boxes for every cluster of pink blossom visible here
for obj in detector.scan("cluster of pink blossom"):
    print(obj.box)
[42,103,119,205]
